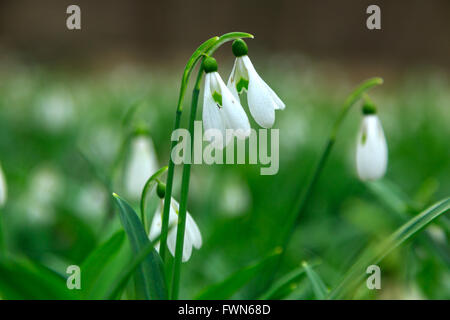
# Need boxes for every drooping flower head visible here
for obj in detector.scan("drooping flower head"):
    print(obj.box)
[227,39,285,128]
[356,101,388,181]
[149,182,202,262]
[202,57,251,149]
[125,131,159,199]
[0,162,7,208]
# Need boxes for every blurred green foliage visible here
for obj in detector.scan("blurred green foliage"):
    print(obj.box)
[0,60,449,299]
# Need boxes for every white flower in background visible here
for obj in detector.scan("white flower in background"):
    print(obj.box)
[26,166,62,224]
[35,88,75,133]
[125,134,158,199]
[202,57,251,149]
[227,39,285,128]
[356,103,388,181]
[0,162,7,207]
[149,196,202,262]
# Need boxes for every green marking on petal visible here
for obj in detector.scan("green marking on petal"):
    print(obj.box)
[361,130,367,145]
[212,91,222,106]
[236,78,249,93]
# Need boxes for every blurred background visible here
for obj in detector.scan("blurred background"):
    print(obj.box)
[0,0,449,299]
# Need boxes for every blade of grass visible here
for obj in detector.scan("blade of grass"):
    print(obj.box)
[104,226,170,300]
[113,193,167,300]
[0,258,76,299]
[328,197,450,299]
[195,248,282,300]
[302,261,328,299]
[79,231,126,299]
[259,261,320,299]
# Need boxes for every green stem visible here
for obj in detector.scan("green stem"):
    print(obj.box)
[139,166,168,233]
[169,32,254,300]
[159,36,220,263]
[170,70,203,300]
[259,77,384,295]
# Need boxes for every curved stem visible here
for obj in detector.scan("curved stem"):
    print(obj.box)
[259,77,383,295]
[159,36,219,262]
[139,166,168,232]
[169,32,254,300]
[285,77,383,244]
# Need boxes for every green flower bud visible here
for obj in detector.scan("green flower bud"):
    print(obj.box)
[232,39,248,57]
[156,181,166,199]
[362,101,377,115]
[203,57,218,73]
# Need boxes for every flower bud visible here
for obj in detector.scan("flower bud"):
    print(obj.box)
[203,57,218,73]
[232,39,248,57]
[156,181,166,199]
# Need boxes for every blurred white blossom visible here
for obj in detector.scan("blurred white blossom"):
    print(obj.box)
[34,89,75,133]
[0,163,7,207]
[125,135,158,199]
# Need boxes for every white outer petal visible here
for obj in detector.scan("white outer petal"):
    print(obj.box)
[0,163,6,207]
[203,73,227,149]
[356,115,388,181]
[158,198,202,262]
[226,59,240,100]
[186,213,202,249]
[242,56,276,128]
[214,73,251,139]
[125,136,159,199]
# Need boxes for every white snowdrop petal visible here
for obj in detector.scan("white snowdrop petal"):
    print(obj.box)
[241,56,277,128]
[261,79,285,110]
[247,76,276,128]
[226,59,240,100]
[0,163,6,207]
[203,73,227,149]
[125,136,159,199]
[242,56,285,110]
[186,213,202,249]
[356,115,388,180]
[148,201,163,242]
[216,74,251,139]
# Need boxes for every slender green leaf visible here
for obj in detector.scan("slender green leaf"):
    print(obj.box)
[104,228,168,300]
[259,261,320,300]
[0,258,76,299]
[113,193,167,300]
[79,231,126,299]
[328,197,450,299]
[195,248,282,300]
[302,261,328,299]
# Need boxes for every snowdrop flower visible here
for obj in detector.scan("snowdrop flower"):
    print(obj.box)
[0,162,7,207]
[149,183,202,262]
[227,39,285,128]
[356,102,388,181]
[202,57,251,149]
[125,133,159,199]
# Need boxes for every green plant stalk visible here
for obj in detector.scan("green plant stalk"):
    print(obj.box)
[159,36,219,263]
[139,166,168,232]
[286,78,383,243]
[170,70,203,299]
[160,33,253,264]
[169,32,254,299]
[256,78,384,295]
